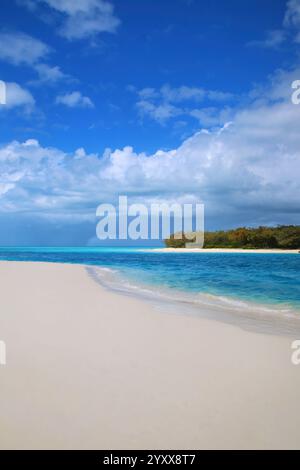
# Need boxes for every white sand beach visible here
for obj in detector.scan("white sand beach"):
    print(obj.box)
[0,261,300,450]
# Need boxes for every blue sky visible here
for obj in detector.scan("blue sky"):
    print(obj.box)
[0,0,300,245]
[0,0,293,153]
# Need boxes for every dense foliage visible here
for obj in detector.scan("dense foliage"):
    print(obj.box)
[164,226,300,249]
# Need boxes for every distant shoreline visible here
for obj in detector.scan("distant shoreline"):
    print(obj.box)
[153,248,300,254]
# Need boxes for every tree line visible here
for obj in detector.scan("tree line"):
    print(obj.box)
[164,225,300,249]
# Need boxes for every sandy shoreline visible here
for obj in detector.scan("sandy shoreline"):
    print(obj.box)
[0,261,300,449]
[152,248,300,254]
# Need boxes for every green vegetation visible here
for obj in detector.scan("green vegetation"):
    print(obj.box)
[164,225,300,249]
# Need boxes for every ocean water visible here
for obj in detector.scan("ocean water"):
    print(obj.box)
[0,247,300,332]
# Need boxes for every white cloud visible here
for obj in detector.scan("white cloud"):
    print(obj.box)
[138,87,159,100]
[0,66,300,227]
[0,32,50,65]
[55,91,94,108]
[137,84,233,104]
[2,82,35,110]
[32,0,120,40]
[134,84,234,125]
[247,30,286,49]
[189,107,233,127]
[0,31,72,87]
[160,84,233,103]
[284,0,300,28]
[43,0,111,15]
[32,63,72,84]
[249,0,300,48]
[137,100,182,124]
[285,0,300,42]
[160,85,206,103]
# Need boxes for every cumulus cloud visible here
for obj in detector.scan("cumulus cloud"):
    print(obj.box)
[28,0,120,40]
[55,91,94,108]
[189,107,233,127]
[0,66,300,228]
[0,32,50,65]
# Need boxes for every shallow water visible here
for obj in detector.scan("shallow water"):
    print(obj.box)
[0,247,299,334]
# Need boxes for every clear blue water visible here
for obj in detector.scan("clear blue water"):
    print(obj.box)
[0,247,299,312]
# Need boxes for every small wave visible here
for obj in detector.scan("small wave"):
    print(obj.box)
[86,265,300,337]
[194,292,295,316]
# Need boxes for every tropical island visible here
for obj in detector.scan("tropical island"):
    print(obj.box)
[164,225,300,250]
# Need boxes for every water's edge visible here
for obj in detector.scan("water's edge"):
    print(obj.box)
[86,265,300,338]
